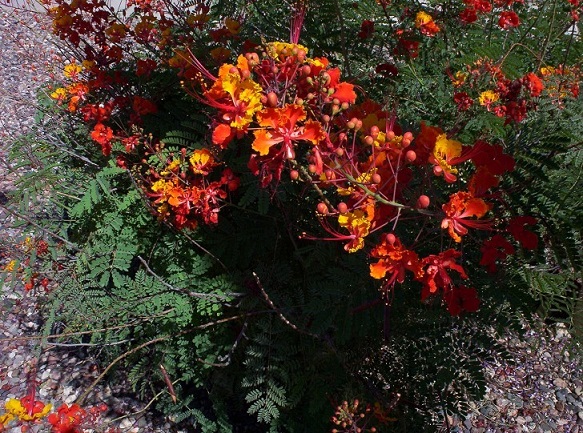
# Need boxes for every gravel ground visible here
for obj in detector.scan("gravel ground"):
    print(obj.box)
[0,5,582,433]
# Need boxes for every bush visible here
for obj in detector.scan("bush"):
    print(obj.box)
[1,0,581,431]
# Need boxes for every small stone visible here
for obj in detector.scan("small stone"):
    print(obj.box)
[496,397,510,407]
[119,417,135,430]
[471,428,485,433]
[557,389,568,401]
[579,411,583,421]
[556,401,565,412]
[541,421,557,431]
[480,404,496,417]
[464,417,473,429]
[516,416,527,425]
[554,378,569,388]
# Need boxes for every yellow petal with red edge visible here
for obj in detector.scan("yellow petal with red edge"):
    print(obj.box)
[252,130,282,156]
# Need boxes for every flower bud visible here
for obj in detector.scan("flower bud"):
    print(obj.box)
[417,195,430,209]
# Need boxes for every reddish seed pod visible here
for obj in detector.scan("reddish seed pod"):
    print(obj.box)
[301,65,311,76]
[272,66,279,74]
[241,69,250,79]
[371,173,382,184]
[347,120,356,129]
[364,135,374,146]
[322,114,331,123]
[296,98,304,105]
[324,169,334,180]
[401,138,411,147]
[433,165,443,176]
[406,150,417,162]
[308,164,317,173]
[332,98,340,106]
[355,120,363,130]
[370,125,380,138]
[386,130,395,140]
[403,131,413,141]
[417,195,430,209]
[386,233,396,245]
[267,91,278,107]
[321,72,331,84]
[229,66,238,74]
[290,169,299,180]
[335,147,345,157]
[337,202,348,213]
[341,102,349,110]
[317,202,328,214]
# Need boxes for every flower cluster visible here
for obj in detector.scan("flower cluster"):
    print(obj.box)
[450,59,553,123]
[0,394,107,433]
[459,0,522,28]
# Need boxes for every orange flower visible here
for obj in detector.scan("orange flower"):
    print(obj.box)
[252,104,325,157]
[415,11,440,36]
[441,192,492,242]
[369,236,424,285]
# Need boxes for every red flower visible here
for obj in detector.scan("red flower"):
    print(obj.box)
[524,72,544,97]
[369,236,424,296]
[471,142,515,175]
[506,216,538,250]
[441,192,492,242]
[460,7,478,23]
[443,286,480,316]
[479,234,515,273]
[47,403,87,433]
[212,123,235,148]
[421,249,468,299]
[90,123,114,156]
[454,92,474,111]
[498,11,520,29]
[358,20,375,39]
[375,63,399,78]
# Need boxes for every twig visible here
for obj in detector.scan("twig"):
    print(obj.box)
[76,313,249,405]
[136,255,240,301]
[253,272,320,339]
[0,202,79,251]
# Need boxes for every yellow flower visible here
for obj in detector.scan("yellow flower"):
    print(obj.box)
[451,71,468,87]
[50,87,67,102]
[266,42,309,59]
[63,63,82,79]
[5,398,52,422]
[415,11,433,27]
[478,90,500,106]
[338,210,371,253]
[433,134,462,176]
[161,159,181,175]
[0,412,15,426]
[190,149,215,174]
[540,66,555,77]
[4,259,17,272]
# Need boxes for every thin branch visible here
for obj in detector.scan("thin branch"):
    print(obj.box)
[253,272,320,340]
[136,255,241,301]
